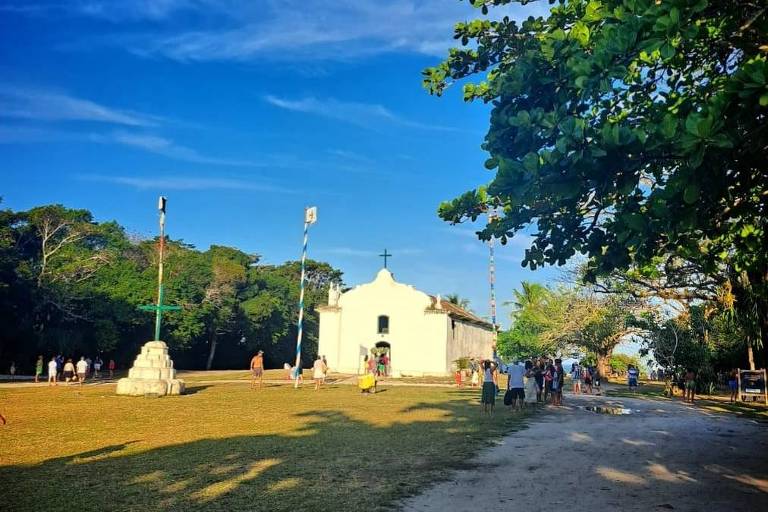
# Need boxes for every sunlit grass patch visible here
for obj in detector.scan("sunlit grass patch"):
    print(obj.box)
[1,382,531,511]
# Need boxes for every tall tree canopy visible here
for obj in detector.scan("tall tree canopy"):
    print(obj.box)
[425,0,768,351]
[0,202,343,372]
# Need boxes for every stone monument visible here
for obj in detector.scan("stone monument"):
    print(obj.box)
[116,341,184,396]
[117,196,185,397]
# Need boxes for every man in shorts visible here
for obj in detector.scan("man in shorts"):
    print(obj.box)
[493,347,526,410]
[76,357,88,385]
[250,350,264,389]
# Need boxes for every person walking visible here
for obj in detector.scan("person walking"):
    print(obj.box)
[93,357,102,378]
[47,356,58,386]
[9,362,16,380]
[480,360,497,415]
[76,357,88,385]
[108,359,116,378]
[35,355,44,383]
[321,355,329,384]
[56,354,64,381]
[250,350,265,389]
[313,356,327,390]
[571,363,582,395]
[63,358,76,385]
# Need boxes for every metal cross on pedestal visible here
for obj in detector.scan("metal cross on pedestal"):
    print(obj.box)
[379,249,392,269]
[139,196,181,341]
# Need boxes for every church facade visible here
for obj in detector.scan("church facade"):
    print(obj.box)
[317,268,493,376]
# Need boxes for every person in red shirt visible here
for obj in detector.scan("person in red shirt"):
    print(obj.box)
[108,359,116,378]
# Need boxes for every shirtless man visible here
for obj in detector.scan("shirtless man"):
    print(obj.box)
[250,350,265,389]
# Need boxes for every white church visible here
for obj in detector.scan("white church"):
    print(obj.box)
[317,268,494,376]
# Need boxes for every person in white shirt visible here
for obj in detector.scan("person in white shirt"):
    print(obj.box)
[75,357,88,386]
[493,347,526,410]
[47,357,58,386]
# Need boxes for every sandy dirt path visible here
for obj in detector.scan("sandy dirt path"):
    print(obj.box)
[401,392,768,512]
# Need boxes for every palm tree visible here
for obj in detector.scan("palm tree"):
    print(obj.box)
[445,293,472,311]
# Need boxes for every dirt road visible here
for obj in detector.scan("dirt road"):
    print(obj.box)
[401,392,768,512]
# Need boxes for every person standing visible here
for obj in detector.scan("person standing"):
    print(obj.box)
[108,359,116,378]
[76,357,88,385]
[628,365,639,392]
[9,362,16,380]
[523,361,538,405]
[684,368,696,403]
[47,357,58,386]
[494,348,526,411]
[480,360,497,415]
[728,368,739,404]
[583,365,593,394]
[313,356,327,390]
[571,363,582,395]
[534,360,544,402]
[367,353,377,375]
[250,350,264,389]
[93,357,102,378]
[56,354,64,381]
[35,356,44,383]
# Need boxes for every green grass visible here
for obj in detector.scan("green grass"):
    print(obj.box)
[0,381,530,512]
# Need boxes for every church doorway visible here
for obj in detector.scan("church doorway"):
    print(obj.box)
[374,341,391,377]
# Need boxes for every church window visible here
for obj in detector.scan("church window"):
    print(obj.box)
[377,315,389,334]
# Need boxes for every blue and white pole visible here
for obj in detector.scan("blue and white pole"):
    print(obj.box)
[294,206,317,388]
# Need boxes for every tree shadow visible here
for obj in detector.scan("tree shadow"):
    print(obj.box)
[0,391,524,512]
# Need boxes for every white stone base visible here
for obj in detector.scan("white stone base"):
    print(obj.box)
[116,377,185,396]
[115,340,185,397]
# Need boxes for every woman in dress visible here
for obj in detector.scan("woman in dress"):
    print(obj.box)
[524,360,538,405]
[480,360,497,415]
[313,356,326,390]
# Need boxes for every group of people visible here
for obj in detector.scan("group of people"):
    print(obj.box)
[251,351,331,390]
[35,355,116,385]
[361,352,390,377]
[478,348,593,414]
[569,362,601,395]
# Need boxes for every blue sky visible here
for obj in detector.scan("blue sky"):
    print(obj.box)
[0,0,560,327]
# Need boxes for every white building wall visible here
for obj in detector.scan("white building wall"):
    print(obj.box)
[445,318,494,371]
[318,269,451,376]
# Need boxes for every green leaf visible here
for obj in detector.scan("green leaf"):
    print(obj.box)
[522,152,539,172]
[760,94,768,107]
[571,22,590,47]
[683,184,699,204]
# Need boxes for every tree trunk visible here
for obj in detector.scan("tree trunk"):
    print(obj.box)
[206,333,217,371]
[596,352,611,380]
[747,339,755,371]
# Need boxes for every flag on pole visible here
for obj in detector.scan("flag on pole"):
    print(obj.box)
[305,206,318,225]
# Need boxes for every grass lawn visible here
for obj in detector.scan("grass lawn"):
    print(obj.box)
[0,381,528,511]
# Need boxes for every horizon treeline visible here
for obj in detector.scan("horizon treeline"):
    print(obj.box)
[0,202,343,373]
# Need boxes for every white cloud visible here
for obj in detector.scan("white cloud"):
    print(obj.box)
[104,131,257,166]
[39,0,550,62]
[264,95,458,132]
[77,173,291,193]
[0,85,160,126]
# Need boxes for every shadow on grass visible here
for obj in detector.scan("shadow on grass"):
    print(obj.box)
[0,390,527,512]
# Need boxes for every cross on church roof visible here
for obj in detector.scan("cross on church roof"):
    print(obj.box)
[379,249,392,269]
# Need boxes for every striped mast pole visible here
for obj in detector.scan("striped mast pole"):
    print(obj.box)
[488,209,498,347]
[294,206,317,388]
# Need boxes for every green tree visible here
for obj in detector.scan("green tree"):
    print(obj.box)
[426,0,768,355]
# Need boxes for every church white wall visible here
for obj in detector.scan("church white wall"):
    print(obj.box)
[318,269,452,376]
[318,308,341,370]
[445,318,493,370]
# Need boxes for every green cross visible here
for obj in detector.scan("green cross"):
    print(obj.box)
[139,284,181,341]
